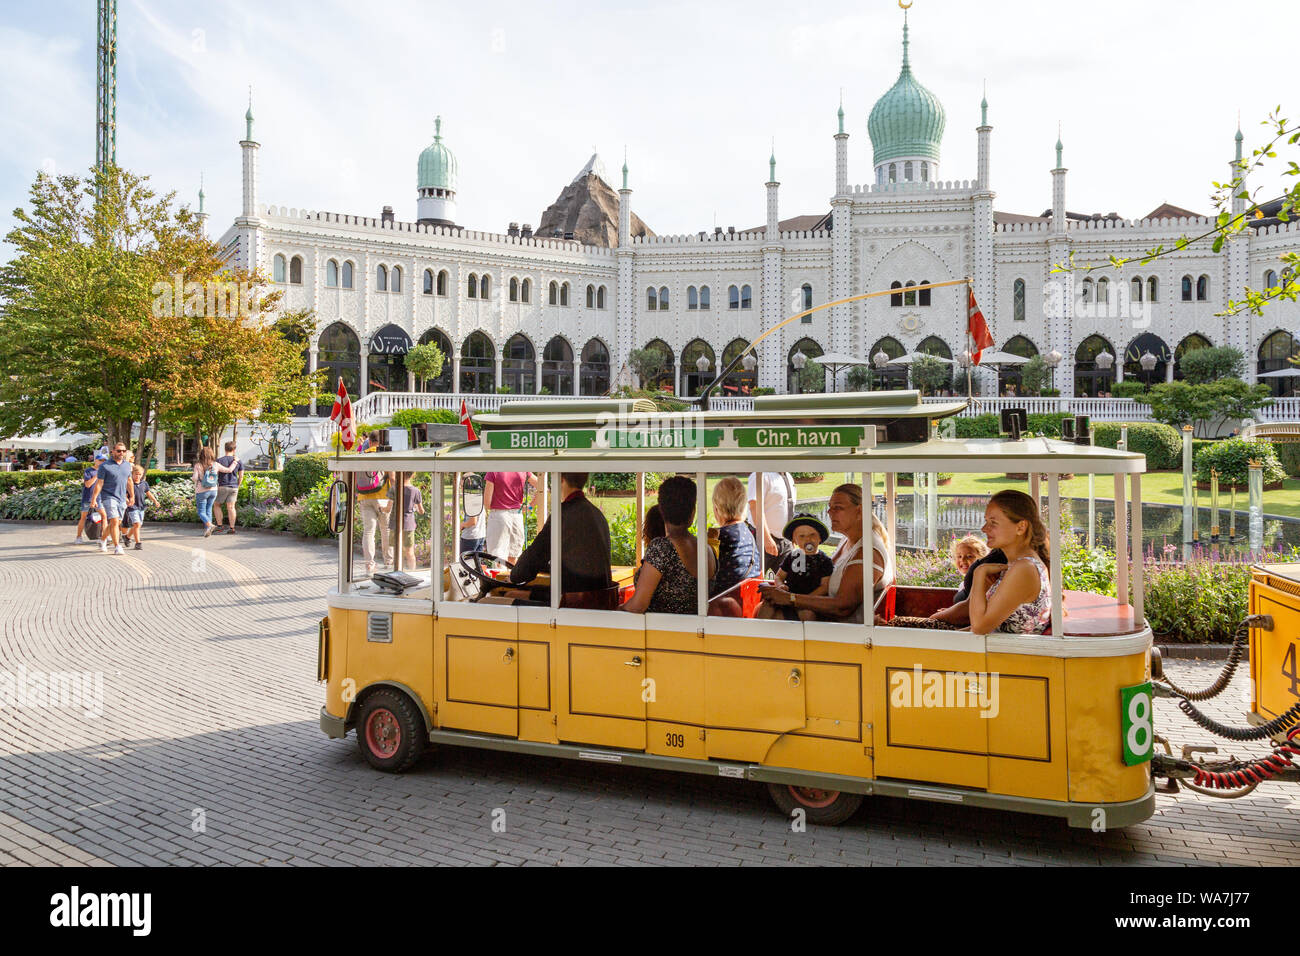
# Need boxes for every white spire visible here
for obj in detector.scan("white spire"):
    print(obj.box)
[572,152,611,188]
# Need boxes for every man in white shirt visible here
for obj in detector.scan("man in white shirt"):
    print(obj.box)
[747,471,795,573]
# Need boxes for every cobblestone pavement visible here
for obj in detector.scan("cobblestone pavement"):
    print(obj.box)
[0,521,1296,867]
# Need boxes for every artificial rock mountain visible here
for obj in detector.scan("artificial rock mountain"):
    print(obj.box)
[535,160,654,247]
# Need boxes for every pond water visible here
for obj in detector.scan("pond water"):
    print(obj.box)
[795,493,1300,561]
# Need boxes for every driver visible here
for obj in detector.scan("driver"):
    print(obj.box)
[507,473,613,604]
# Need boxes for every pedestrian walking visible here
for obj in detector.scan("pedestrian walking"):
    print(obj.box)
[123,464,159,550]
[74,451,108,544]
[89,443,135,555]
[484,471,536,564]
[193,447,241,537]
[212,440,244,535]
[387,474,425,569]
[357,433,391,575]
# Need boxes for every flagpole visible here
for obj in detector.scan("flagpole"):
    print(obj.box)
[965,278,974,407]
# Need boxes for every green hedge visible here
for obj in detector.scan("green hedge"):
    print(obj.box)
[588,472,672,493]
[954,413,1072,439]
[387,408,459,429]
[1092,422,1183,470]
[1276,442,1300,477]
[281,453,333,503]
[1,468,282,495]
[1193,437,1288,486]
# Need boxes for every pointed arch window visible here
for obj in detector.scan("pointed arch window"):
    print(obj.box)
[1081,277,1093,303]
[740,284,752,309]
[343,261,354,289]
[919,279,932,306]
[1097,276,1110,304]
[1147,276,1158,302]
[1013,278,1026,320]
[376,264,388,292]
[801,283,813,312]
[586,284,595,308]
[560,282,570,306]
[597,285,606,309]
[289,255,303,285]
[479,274,490,299]
[436,269,447,296]
[698,285,709,310]
[521,278,531,303]
[658,286,669,310]
[1131,277,1143,303]
[325,260,339,288]
[904,161,913,182]
[509,277,519,302]
[1196,274,1209,301]
[273,255,286,283]
[688,286,699,310]
[391,266,402,293]
[728,285,740,310]
[1181,275,1193,301]
[467,273,477,298]
[890,281,902,307]
[904,280,917,307]
[423,268,434,295]
[551,281,560,306]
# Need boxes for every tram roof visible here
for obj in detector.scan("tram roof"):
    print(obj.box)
[328,435,1147,475]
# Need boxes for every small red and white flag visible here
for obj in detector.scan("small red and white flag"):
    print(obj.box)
[459,399,477,442]
[967,289,995,365]
[328,378,357,451]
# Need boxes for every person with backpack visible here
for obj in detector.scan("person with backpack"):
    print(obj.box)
[193,447,241,537]
[357,434,391,575]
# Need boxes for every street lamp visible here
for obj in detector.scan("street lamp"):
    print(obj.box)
[695,353,711,373]
[1094,349,1115,396]
[872,350,890,369]
[792,349,807,393]
[1045,348,1062,394]
[1140,349,1157,387]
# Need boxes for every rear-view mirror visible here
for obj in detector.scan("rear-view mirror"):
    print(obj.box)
[462,474,484,518]
[328,479,349,535]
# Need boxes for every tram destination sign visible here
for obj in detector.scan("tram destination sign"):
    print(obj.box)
[482,422,873,452]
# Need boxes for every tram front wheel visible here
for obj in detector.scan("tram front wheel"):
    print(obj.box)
[356,688,426,773]
[766,783,864,826]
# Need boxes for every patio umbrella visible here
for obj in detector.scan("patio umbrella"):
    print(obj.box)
[1257,367,1300,378]
[811,352,870,393]
[887,352,955,366]
[971,349,1030,367]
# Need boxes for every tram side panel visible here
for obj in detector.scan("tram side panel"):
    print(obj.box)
[1063,651,1152,805]
[334,607,436,730]
[1250,572,1300,725]
[984,651,1068,802]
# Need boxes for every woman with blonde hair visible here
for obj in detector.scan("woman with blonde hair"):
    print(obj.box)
[193,446,241,537]
[709,476,760,600]
[759,483,893,624]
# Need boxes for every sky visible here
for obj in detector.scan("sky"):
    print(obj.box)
[1,0,1297,257]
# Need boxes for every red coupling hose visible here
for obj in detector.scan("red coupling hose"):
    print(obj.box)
[1191,727,1300,790]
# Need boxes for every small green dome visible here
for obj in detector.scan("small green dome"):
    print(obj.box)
[417,116,458,192]
[867,20,945,166]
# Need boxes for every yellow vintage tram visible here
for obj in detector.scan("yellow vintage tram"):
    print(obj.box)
[317,390,1164,828]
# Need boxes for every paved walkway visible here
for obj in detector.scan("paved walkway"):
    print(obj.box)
[0,520,1296,866]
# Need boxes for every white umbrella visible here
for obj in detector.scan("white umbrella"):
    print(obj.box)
[887,352,955,366]
[810,352,870,393]
[0,427,97,451]
[1257,367,1300,378]
[973,349,1030,367]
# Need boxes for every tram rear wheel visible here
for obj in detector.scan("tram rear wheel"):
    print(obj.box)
[356,688,426,772]
[766,783,864,826]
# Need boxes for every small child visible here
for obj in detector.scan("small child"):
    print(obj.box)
[949,533,990,577]
[123,465,159,550]
[757,514,834,621]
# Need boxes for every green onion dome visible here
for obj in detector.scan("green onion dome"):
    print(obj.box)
[867,20,945,166]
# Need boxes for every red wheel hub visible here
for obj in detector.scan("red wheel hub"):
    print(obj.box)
[365,708,401,759]
[788,786,839,809]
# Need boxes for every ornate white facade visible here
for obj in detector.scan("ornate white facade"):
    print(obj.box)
[218,21,1300,414]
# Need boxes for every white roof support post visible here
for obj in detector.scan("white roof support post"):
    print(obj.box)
[339,473,353,593]
[863,471,874,624]
[1131,473,1144,627]
[696,472,708,618]
[1114,473,1129,607]
[431,472,443,605]
[1030,472,1041,510]
[1048,473,1064,638]
[885,472,897,550]
[394,473,407,571]
[550,471,562,610]
[635,471,645,565]
[451,473,461,565]
[754,472,766,577]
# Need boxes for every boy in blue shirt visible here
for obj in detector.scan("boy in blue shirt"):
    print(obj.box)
[123,465,159,550]
[75,452,108,544]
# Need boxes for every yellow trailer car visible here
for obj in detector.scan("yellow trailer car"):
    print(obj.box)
[317,391,1156,828]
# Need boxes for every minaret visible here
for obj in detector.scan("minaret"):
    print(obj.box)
[1226,123,1251,365]
[760,145,785,391]
[196,175,208,236]
[830,99,853,357]
[236,91,263,273]
[1046,128,1074,396]
[834,95,849,195]
[976,84,991,190]
[1051,128,1066,233]
[240,93,259,220]
[416,116,459,227]
[615,149,636,381]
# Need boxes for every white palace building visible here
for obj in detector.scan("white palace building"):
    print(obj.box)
[216,15,1300,443]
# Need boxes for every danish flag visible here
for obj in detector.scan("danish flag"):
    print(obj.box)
[967,289,995,365]
[328,378,357,451]
[460,399,478,442]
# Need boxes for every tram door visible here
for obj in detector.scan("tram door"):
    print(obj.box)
[434,603,519,738]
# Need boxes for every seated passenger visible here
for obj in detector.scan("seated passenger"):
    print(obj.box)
[621,476,715,614]
[632,504,666,587]
[924,534,1006,627]
[755,513,834,621]
[709,477,760,599]
[507,473,613,604]
[759,484,892,624]
[966,490,1052,634]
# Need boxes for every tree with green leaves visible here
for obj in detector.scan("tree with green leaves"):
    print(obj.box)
[1141,379,1272,438]
[628,347,669,389]
[910,355,951,396]
[404,341,446,391]
[1018,354,1049,396]
[1178,346,1244,384]
[845,365,873,391]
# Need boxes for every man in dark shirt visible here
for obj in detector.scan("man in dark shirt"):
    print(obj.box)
[508,473,613,605]
[212,441,244,534]
[930,547,1007,626]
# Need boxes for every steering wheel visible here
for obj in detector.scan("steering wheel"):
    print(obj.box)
[458,550,515,601]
